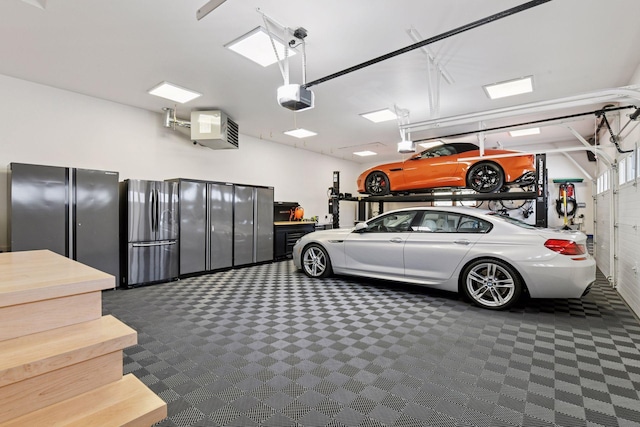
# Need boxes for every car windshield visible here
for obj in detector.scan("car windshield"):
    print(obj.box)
[487,212,538,229]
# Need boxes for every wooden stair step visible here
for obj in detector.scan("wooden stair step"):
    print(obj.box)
[0,351,124,423]
[0,292,102,342]
[0,315,137,387]
[0,374,167,427]
[0,250,114,309]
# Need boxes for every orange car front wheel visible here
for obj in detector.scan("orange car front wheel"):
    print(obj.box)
[364,171,390,195]
[467,162,504,193]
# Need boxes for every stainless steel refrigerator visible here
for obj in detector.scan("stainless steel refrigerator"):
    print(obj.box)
[234,185,274,266]
[9,163,120,283]
[120,179,179,287]
[169,179,234,276]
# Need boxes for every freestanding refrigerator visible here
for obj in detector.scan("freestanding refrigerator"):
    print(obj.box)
[234,185,274,267]
[120,179,179,287]
[169,179,234,276]
[9,163,120,284]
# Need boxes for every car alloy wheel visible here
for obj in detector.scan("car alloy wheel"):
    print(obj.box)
[302,244,332,278]
[467,162,504,193]
[462,259,522,309]
[365,171,390,195]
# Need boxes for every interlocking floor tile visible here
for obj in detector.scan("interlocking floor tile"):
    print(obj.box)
[102,260,640,426]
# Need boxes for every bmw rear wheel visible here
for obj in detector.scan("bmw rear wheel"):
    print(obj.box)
[365,171,390,195]
[462,259,522,310]
[302,244,332,278]
[467,162,504,193]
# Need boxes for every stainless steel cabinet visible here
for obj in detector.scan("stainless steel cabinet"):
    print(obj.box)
[171,179,234,275]
[233,185,274,267]
[9,163,119,283]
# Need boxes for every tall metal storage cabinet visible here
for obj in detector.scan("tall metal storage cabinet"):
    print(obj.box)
[9,163,120,283]
[234,185,274,266]
[169,179,234,276]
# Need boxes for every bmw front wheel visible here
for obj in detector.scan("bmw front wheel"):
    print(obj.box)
[302,244,332,278]
[462,259,522,309]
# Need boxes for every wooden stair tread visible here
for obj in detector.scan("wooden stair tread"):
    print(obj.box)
[0,315,136,387]
[0,250,114,308]
[0,374,167,427]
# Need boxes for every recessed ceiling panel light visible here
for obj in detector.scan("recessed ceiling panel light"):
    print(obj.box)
[483,76,533,100]
[225,27,296,67]
[360,109,397,123]
[148,81,202,103]
[509,127,540,137]
[284,128,317,139]
[354,151,377,156]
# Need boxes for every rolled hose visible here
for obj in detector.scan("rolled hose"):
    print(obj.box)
[556,198,577,217]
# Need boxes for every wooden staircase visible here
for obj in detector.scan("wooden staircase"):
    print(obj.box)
[0,250,167,427]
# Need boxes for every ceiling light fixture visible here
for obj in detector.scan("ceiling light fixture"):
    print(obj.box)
[354,151,377,157]
[483,76,533,100]
[225,27,296,67]
[360,109,397,123]
[509,127,540,137]
[148,82,202,104]
[284,128,317,139]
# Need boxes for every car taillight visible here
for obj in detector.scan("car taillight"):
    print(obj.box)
[544,239,586,255]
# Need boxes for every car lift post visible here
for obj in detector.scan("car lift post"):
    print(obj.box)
[535,153,548,227]
[329,171,340,229]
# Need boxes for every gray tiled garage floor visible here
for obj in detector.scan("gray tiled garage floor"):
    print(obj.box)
[102,261,640,427]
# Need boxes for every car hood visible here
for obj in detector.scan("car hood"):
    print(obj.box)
[304,227,354,240]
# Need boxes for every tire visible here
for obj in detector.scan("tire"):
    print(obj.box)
[467,162,504,193]
[500,185,528,210]
[461,258,522,310]
[301,244,333,278]
[365,171,390,195]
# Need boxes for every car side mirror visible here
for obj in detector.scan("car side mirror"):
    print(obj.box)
[354,222,368,232]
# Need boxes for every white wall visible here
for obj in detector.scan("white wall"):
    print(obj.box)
[0,74,361,251]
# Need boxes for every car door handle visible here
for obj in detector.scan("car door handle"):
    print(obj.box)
[454,239,470,245]
[390,237,403,243]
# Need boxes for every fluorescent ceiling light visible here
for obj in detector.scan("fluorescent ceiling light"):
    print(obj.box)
[284,128,317,139]
[148,81,202,103]
[226,27,296,67]
[360,109,397,123]
[484,76,533,100]
[509,127,540,137]
[354,150,377,157]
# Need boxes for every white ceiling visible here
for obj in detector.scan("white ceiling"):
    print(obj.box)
[2,0,640,166]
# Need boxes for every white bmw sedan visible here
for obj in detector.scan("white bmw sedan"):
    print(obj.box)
[293,206,596,310]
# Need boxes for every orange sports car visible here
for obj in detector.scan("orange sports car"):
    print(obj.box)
[357,142,535,195]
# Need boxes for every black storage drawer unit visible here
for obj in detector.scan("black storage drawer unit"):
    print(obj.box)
[274,222,316,260]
